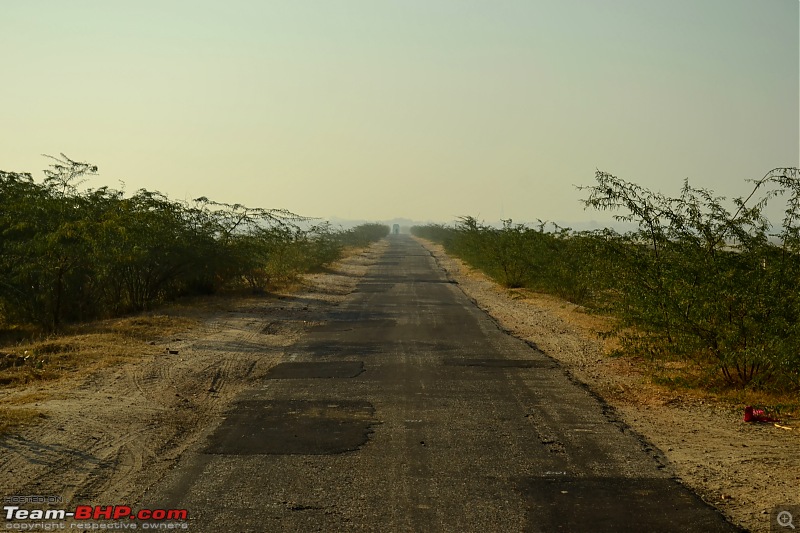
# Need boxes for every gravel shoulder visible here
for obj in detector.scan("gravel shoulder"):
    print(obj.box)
[0,241,387,508]
[416,237,799,533]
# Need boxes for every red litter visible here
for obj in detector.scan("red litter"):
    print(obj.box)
[743,406,780,423]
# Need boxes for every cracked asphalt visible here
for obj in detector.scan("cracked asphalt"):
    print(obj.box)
[141,235,739,532]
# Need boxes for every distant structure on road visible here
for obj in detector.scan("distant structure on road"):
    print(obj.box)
[392,224,400,235]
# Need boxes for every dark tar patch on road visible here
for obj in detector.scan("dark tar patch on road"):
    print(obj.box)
[203,399,375,455]
[516,476,740,532]
[310,318,396,333]
[265,361,365,379]
[355,283,395,293]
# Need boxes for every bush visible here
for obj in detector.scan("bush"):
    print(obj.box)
[0,155,389,330]
[412,218,601,303]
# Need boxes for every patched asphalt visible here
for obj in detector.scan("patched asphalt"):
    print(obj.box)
[265,361,366,379]
[204,399,375,455]
[141,235,740,532]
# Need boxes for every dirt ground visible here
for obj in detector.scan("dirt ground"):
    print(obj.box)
[1,237,797,532]
[417,237,799,533]
[0,242,388,509]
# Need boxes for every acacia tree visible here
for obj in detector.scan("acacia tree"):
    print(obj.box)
[0,155,100,328]
[581,168,800,388]
[0,170,44,324]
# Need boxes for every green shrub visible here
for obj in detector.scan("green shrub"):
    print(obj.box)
[0,155,389,330]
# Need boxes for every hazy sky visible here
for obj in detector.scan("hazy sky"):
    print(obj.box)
[2,1,798,224]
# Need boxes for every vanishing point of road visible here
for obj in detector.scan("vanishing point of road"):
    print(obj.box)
[143,235,739,532]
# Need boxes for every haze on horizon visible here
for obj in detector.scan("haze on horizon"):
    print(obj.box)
[2,0,797,225]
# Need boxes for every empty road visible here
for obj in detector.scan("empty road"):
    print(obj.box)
[142,235,738,532]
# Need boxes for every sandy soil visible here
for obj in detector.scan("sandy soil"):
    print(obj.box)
[417,237,799,533]
[0,241,388,508]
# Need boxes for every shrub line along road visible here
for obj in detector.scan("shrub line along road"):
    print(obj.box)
[142,235,738,532]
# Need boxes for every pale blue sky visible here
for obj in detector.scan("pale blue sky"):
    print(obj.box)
[2,1,797,224]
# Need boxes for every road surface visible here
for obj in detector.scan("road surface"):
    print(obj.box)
[142,235,738,532]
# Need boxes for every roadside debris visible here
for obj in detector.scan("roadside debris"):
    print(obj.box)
[743,406,780,423]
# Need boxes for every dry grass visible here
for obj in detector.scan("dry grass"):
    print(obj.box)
[4,390,52,405]
[0,407,44,434]
[0,313,198,386]
[0,313,200,433]
[651,361,800,418]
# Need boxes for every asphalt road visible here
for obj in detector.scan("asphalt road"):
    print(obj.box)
[142,235,739,532]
